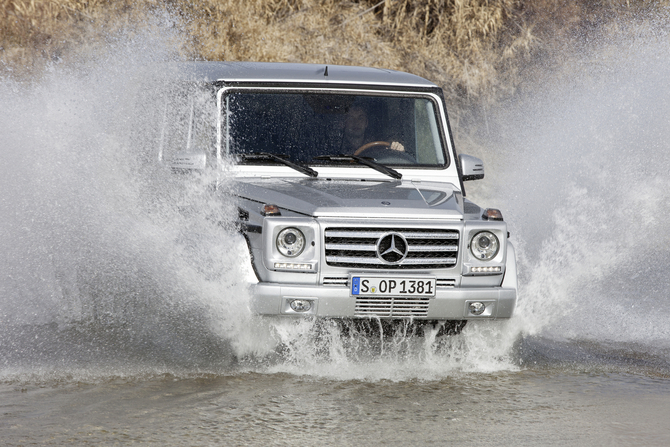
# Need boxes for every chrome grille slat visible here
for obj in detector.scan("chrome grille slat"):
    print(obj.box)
[400,232,459,239]
[326,256,457,265]
[355,297,430,317]
[325,227,459,270]
[325,243,377,251]
[326,230,459,239]
[323,277,349,286]
[437,279,456,288]
[325,230,388,238]
[408,246,458,252]
[324,244,457,253]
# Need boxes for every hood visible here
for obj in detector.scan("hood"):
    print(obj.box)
[235,178,464,219]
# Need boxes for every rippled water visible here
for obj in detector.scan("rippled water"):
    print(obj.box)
[2,370,669,446]
[2,15,670,447]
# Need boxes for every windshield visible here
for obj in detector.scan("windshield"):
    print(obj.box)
[222,90,448,167]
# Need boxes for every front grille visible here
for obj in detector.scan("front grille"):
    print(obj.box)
[355,296,430,317]
[325,227,459,270]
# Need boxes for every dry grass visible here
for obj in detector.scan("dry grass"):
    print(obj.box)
[1,0,666,136]
[173,0,532,105]
[0,0,160,73]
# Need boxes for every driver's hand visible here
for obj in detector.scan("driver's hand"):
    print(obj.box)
[390,141,405,152]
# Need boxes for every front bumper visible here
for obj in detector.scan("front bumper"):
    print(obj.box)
[251,283,517,320]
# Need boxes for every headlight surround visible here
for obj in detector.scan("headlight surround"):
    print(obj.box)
[470,231,500,261]
[276,227,306,257]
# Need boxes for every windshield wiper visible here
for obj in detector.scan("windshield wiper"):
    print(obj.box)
[238,152,318,178]
[313,154,402,180]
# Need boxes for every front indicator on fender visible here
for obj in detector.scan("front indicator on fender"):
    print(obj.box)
[482,208,504,221]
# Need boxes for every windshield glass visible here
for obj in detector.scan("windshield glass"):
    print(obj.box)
[222,90,447,167]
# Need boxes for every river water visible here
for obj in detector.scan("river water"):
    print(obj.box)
[2,20,670,446]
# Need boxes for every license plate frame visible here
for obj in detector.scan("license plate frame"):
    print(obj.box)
[350,276,436,297]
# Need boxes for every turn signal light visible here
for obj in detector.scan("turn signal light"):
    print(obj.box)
[482,208,503,221]
[261,204,281,216]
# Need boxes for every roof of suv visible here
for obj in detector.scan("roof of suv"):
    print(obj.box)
[179,61,438,88]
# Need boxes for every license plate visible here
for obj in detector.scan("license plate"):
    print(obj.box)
[351,276,436,297]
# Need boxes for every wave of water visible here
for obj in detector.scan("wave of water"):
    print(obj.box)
[481,24,670,354]
[2,16,670,383]
[0,27,266,382]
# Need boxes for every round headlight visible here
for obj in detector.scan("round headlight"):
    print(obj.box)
[276,227,306,257]
[470,231,499,260]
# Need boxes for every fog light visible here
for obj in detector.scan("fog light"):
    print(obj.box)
[469,302,486,315]
[289,299,312,312]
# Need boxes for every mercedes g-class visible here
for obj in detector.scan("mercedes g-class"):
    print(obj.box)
[164,62,517,335]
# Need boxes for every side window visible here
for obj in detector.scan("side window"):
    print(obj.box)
[158,86,216,166]
[414,99,444,165]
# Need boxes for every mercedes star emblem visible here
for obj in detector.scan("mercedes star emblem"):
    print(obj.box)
[376,232,409,264]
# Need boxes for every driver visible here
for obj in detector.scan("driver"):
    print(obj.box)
[340,105,405,155]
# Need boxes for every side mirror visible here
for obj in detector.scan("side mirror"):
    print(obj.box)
[458,154,484,181]
[170,152,207,170]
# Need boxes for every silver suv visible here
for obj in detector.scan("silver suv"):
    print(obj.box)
[165,62,517,334]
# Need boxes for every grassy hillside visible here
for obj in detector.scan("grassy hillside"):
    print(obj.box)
[1,0,666,138]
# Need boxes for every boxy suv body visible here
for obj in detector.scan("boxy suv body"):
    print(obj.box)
[163,62,517,333]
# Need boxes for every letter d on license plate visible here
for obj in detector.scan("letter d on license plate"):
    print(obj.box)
[351,276,436,297]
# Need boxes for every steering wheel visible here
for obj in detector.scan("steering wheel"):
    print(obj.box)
[353,141,390,156]
[353,140,416,164]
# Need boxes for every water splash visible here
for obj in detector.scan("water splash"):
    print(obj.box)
[0,25,265,381]
[252,318,518,381]
[4,13,670,383]
[480,24,670,349]
[1,27,522,381]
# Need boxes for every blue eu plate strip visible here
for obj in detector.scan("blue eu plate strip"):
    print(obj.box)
[351,277,360,295]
